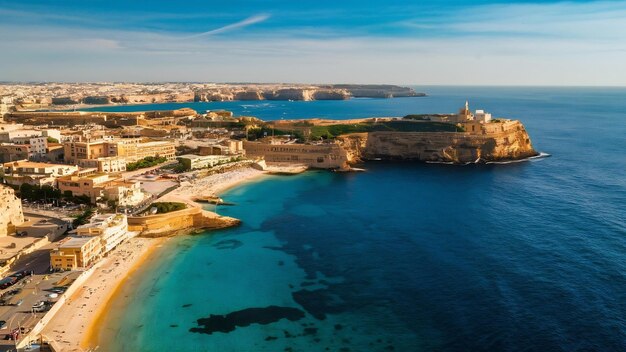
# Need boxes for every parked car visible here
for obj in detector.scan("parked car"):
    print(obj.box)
[14,299,23,306]
[0,321,6,329]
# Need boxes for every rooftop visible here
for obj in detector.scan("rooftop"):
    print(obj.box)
[3,160,70,169]
[139,141,172,147]
[60,236,97,248]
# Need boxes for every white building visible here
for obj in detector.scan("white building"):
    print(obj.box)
[76,214,132,253]
[177,154,234,170]
[474,110,492,123]
[103,180,146,207]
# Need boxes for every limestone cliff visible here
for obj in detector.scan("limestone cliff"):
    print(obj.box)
[336,120,538,164]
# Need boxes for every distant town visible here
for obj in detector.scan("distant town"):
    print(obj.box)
[0,83,536,350]
[0,82,423,113]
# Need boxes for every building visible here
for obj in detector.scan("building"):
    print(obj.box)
[0,185,24,237]
[0,128,40,143]
[221,139,244,154]
[103,180,146,207]
[64,138,175,163]
[56,172,111,203]
[0,127,60,144]
[198,140,244,156]
[198,145,230,156]
[63,140,111,163]
[49,236,102,270]
[177,154,234,170]
[76,214,130,253]
[77,156,127,173]
[474,109,492,123]
[0,144,31,163]
[11,136,48,159]
[243,140,349,169]
[121,140,176,162]
[1,160,79,186]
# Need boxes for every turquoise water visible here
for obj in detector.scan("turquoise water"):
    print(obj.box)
[99,87,626,351]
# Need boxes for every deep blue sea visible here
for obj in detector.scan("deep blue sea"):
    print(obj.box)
[97,87,626,351]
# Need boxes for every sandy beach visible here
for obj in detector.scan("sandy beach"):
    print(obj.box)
[159,163,307,207]
[40,237,164,351]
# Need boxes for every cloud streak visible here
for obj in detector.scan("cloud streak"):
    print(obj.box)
[1,2,626,85]
[186,13,270,38]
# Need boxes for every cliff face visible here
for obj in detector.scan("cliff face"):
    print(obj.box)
[329,84,424,98]
[336,120,538,164]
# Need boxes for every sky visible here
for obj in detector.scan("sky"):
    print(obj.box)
[1,0,625,85]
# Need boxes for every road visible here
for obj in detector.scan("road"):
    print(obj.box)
[0,269,79,351]
[0,242,71,351]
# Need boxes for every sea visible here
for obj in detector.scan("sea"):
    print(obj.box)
[94,87,626,351]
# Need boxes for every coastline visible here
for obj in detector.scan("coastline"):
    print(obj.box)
[40,237,164,351]
[68,164,306,349]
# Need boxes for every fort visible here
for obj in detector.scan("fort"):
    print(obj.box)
[255,104,538,166]
[243,140,350,169]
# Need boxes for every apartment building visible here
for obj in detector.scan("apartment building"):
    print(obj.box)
[50,236,102,270]
[1,160,79,186]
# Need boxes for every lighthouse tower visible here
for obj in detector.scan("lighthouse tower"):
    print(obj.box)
[457,100,474,122]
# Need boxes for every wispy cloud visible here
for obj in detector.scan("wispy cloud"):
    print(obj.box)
[186,13,270,38]
[2,2,626,85]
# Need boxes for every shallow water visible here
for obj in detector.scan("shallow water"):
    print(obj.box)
[98,87,626,351]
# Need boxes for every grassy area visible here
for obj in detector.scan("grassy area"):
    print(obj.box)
[308,120,461,139]
[126,156,168,171]
[146,202,187,214]
[245,119,462,141]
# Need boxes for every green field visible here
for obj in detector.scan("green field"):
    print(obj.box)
[307,120,462,139]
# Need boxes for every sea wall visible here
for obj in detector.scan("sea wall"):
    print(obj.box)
[336,120,537,163]
[128,207,240,237]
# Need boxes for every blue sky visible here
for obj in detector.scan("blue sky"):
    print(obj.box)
[1,1,625,85]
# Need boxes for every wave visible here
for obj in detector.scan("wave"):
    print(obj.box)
[485,152,551,165]
[239,103,275,109]
[424,152,551,165]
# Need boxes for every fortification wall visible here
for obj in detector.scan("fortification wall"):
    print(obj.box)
[243,141,349,169]
[128,207,239,237]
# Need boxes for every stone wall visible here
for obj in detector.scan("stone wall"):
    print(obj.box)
[0,185,24,237]
[127,207,240,237]
[336,120,537,164]
[243,141,350,169]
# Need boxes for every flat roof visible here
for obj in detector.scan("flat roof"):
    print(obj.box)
[3,160,70,168]
[61,236,97,248]
[139,141,173,147]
